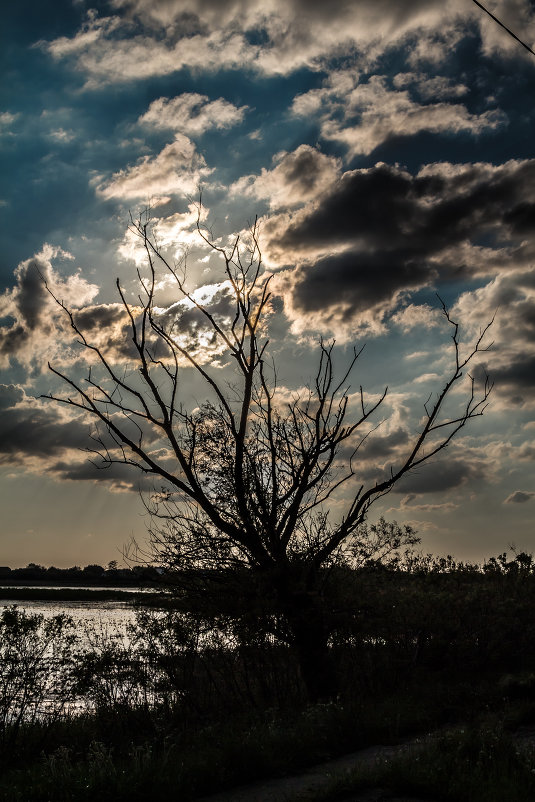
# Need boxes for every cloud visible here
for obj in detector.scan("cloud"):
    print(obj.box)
[0,382,167,493]
[393,72,468,100]
[274,249,430,337]
[294,73,505,157]
[0,387,90,461]
[392,304,441,332]
[154,281,236,364]
[44,11,254,87]
[397,493,458,512]
[118,203,207,267]
[0,111,19,136]
[453,265,535,405]
[97,135,211,203]
[504,490,535,504]
[477,0,535,59]
[393,457,488,495]
[41,0,523,85]
[139,93,247,136]
[264,159,535,338]
[0,245,99,371]
[232,145,341,209]
[47,458,160,493]
[0,383,24,410]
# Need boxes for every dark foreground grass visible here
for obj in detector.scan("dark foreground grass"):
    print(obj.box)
[1,674,532,802]
[303,720,535,802]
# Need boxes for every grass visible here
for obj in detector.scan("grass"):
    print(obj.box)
[4,708,535,801]
[297,720,535,802]
[0,587,161,603]
[2,675,532,802]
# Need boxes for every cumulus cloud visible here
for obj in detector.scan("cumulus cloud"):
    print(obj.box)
[264,159,535,339]
[0,245,99,371]
[394,458,488,494]
[154,281,236,364]
[392,304,441,332]
[477,0,535,59]
[47,458,161,493]
[453,265,535,405]
[0,385,90,462]
[0,383,24,410]
[44,11,255,87]
[41,0,526,85]
[232,145,341,209]
[294,73,505,157]
[118,202,209,268]
[97,134,211,203]
[139,93,247,135]
[0,111,19,136]
[0,382,167,493]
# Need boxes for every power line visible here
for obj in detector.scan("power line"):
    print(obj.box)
[471,0,535,57]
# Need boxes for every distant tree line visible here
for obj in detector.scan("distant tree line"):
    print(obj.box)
[0,562,160,585]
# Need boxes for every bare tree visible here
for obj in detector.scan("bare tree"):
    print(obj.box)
[43,213,493,701]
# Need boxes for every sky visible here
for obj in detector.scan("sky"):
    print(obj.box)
[1,0,534,568]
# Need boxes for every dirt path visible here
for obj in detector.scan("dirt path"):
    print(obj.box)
[195,735,435,802]
[196,723,535,802]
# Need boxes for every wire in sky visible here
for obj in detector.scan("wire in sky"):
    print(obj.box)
[471,0,535,57]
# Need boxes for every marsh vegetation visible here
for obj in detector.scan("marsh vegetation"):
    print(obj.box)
[2,545,535,800]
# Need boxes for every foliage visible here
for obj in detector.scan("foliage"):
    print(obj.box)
[0,607,77,746]
[2,551,535,797]
[309,723,535,802]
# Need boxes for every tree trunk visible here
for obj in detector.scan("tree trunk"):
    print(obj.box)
[281,583,338,703]
[291,613,338,703]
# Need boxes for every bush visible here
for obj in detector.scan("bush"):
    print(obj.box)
[0,606,77,747]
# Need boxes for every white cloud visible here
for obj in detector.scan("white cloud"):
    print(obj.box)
[392,304,441,332]
[118,203,207,266]
[453,265,535,406]
[45,20,254,88]
[97,135,212,202]
[139,93,247,136]
[294,73,505,158]
[393,72,468,100]
[41,0,518,85]
[0,111,19,127]
[49,128,76,143]
[477,0,535,59]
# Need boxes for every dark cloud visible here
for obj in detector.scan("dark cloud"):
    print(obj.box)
[492,355,535,391]
[0,403,90,460]
[73,304,127,332]
[0,256,50,360]
[353,427,410,461]
[289,250,430,318]
[14,257,50,331]
[274,160,535,260]
[504,490,535,504]
[48,458,159,492]
[392,458,487,495]
[268,160,535,333]
[0,383,24,410]
[0,324,29,358]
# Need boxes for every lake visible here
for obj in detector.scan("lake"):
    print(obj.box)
[0,588,147,646]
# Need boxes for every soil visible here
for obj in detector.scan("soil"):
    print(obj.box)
[195,736,437,802]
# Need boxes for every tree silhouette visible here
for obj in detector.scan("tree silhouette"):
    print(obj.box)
[43,213,493,701]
